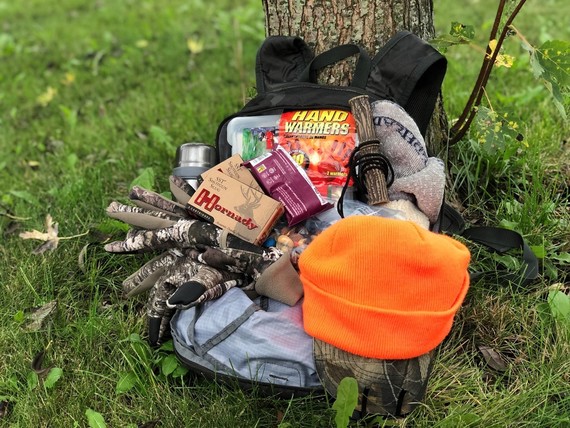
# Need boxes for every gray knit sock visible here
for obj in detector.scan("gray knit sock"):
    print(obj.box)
[371,100,445,224]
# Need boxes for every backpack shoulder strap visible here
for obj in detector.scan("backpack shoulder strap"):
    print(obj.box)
[461,226,539,286]
[255,36,314,94]
[367,31,447,137]
[440,204,539,287]
[298,43,371,89]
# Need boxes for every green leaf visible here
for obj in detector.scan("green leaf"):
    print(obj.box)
[536,301,553,325]
[530,245,546,259]
[449,21,475,41]
[332,377,358,428]
[149,125,173,147]
[96,219,130,234]
[13,310,25,323]
[115,371,137,394]
[498,219,519,231]
[27,371,39,391]
[129,336,151,362]
[472,107,523,157]
[66,153,79,170]
[543,258,559,281]
[130,167,155,191]
[85,408,107,428]
[528,48,545,79]
[9,190,38,205]
[548,291,570,321]
[0,32,18,57]
[552,252,570,264]
[537,40,570,86]
[158,340,174,352]
[128,333,143,343]
[430,35,468,53]
[44,367,63,389]
[528,40,570,119]
[161,354,179,376]
[59,105,78,130]
[492,253,520,271]
[171,364,189,378]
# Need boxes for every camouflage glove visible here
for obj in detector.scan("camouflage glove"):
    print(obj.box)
[127,245,280,345]
[104,176,282,345]
[105,176,262,254]
[144,249,243,346]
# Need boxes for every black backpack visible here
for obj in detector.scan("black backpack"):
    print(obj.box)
[213,32,539,286]
[173,32,453,407]
[216,30,447,161]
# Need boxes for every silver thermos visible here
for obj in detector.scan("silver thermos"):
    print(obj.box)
[172,143,217,191]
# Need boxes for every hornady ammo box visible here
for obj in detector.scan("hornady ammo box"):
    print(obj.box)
[198,154,263,193]
[187,169,284,245]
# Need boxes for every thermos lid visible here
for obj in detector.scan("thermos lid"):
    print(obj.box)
[174,143,217,169]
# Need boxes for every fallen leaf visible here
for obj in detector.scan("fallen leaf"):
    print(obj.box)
[138,421,159,428]
[31,349,52,376]
[19,214,60,254]
[187,37,204,55]
[0,400,11,419]
[36,86,57,107]
[78,243,90,273]
[135,39,149,49]
[25,300,57,332]
[61,72,75,85]
[478,346,508,372]
[27,160,40,169]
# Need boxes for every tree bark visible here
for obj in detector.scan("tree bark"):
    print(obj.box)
[262,0,447,155]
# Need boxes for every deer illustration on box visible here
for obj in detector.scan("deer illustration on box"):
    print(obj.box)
[236,185,263,221]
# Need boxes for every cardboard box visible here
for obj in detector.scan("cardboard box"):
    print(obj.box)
[199,154,263,192]
[187,169,284,245]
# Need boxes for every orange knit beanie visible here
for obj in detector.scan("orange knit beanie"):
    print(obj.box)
[299,216,470,359]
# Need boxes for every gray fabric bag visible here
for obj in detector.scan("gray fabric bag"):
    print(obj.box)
[170,287,322,395]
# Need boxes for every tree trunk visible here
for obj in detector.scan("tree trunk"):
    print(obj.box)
[262,0,447,155]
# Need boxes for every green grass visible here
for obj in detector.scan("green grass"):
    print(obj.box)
[0,0,569,426]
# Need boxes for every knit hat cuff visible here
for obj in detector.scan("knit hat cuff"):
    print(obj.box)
[302,273,470,360]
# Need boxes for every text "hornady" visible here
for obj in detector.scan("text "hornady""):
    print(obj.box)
[194,189,258,230]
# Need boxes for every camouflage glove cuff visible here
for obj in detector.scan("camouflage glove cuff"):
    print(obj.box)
[147,261,243,346]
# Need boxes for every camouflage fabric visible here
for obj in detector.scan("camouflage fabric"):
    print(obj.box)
[129,185,189,218]
[169,175,195,204]
[145,252,200,345]
[106,201,180,229]
[122,249,184,297]
[147,257,250,345]
[187,245,281,279]
[104,218,263,254]
[104,178,285,346]
[166,263,244,310]
[314,339,435,417]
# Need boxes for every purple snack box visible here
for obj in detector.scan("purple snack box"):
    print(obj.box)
[244,146,334,226]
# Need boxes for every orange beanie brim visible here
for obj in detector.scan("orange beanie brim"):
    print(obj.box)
[299,216,470,360]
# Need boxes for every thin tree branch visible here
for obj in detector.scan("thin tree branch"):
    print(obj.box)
[449,0,527,145]
[449,0,507,139]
